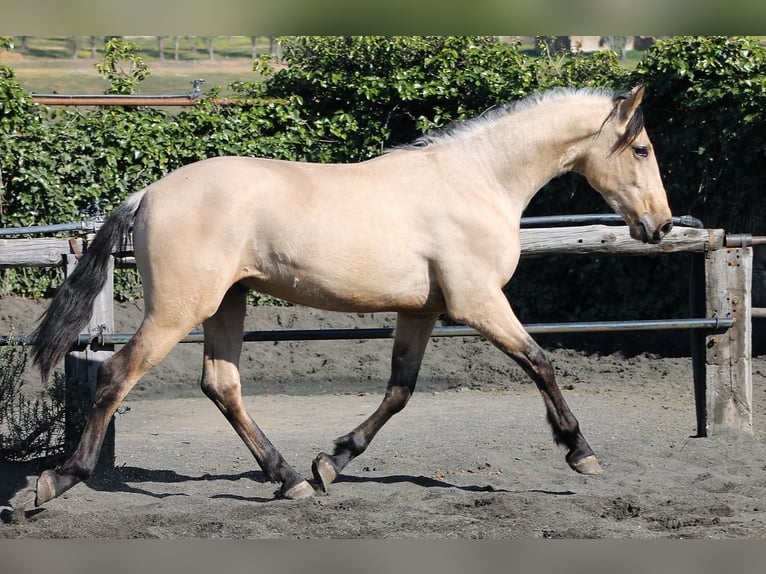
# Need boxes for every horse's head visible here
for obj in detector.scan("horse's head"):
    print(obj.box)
[578,85,673,244]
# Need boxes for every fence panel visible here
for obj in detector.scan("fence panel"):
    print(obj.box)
[0,223,754,456]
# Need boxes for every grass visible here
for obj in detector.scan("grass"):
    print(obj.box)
[2,36,270,97]
[10,62,259,97]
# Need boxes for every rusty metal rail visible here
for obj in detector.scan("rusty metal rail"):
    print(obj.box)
[30,80,205,107]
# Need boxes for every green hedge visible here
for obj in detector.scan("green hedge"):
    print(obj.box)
[635,36,766,233]
[1,36,764,321]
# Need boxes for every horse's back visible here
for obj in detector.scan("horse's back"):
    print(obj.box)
[140,154,426,219]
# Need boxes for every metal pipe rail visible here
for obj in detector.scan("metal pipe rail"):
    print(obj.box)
[0,316,731,349]
[0,219,104,237]
[724,234,766,248]
[0,213,708,238]
[30,80,205,107]
[0,317,734,349]
[520,214,705,229]
[83,317,736,349]
[31,95,200,107]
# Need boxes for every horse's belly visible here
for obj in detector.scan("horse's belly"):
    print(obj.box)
[239,258,440,313]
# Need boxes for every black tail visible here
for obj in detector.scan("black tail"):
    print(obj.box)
[31,198,141,381]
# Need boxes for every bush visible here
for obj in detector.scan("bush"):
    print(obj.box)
[251,36,540,157]
[0,343,67,462]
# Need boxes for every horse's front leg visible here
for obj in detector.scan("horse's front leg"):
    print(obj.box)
[312,312,439,492]
[452,290,603,475]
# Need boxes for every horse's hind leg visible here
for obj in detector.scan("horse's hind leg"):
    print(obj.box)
[452,291,602,475]
[36,317,194,506]
[200,286,313,499]
[312,312,439,492]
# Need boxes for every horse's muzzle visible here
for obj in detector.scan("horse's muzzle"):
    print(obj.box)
[638,215,673,244]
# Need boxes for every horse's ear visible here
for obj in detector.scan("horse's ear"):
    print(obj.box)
[617,85,645,123]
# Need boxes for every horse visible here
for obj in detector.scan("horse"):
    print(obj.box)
[31,85,673,506]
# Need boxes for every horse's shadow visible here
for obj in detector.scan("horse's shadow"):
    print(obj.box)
[332,474,574,496]
[85,466,276,503]
[2,460,573,519]
[0,460,276,518]
[333,473,511,493]
[1,460,37,498]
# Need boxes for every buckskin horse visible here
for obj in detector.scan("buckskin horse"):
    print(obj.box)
[31,85,673,505]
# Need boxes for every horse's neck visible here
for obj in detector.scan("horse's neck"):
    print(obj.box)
[456,98,608,207]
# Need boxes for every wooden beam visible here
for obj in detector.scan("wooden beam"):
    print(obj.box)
[519,225,724,256]
[0,226,724,269]
[0,238,84,267]
[699,247,753,434]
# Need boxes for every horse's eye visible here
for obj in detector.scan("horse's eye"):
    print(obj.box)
[633,145,649,159]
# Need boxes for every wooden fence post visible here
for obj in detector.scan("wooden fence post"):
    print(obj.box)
[63,246,116,470]
[694,247,753,435]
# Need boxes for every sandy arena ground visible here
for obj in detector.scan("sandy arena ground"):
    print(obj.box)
[2,297,766,538]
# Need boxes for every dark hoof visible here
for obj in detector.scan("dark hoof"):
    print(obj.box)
[311,453,338,493]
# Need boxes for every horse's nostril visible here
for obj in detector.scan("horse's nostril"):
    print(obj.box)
[648,220,673,244]
[659,220,674,237]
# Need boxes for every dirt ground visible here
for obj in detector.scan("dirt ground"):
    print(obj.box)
[2,297,766,539]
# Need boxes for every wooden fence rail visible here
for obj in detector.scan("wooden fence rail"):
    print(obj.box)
[0,224,754,465]
[0,225,726,267]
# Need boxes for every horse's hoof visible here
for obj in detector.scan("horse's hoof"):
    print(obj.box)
[281,480,315,500]
[311,453,338,493]
[35,470,61,506]
[35,469,82,506]
[569,454,603,475]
